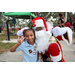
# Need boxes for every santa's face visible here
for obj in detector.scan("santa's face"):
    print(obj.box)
[34,27,51,53]
[35,27,46,38]
[35,27,44,31]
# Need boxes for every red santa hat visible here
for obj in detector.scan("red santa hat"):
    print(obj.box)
[31,17,48,31]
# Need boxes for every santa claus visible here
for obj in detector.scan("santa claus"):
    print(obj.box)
[31,17,72,62]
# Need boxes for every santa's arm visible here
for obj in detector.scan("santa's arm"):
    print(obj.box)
[55,32,69,41]
[56,35,63,40]
[47,43,65,62]
[61,27,72,45]
[48,43,61,62]
[51,27,72,45]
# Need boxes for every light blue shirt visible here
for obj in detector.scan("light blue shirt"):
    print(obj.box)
[16,40,38,62]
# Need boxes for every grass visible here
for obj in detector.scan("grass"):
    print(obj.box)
[0,32,18,54]
[0,42,16,54]
[0,34,18,41]
[0,34,6,41]
[73,32,75,40]
[0,30,18,54]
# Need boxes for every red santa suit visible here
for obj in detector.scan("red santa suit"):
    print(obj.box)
[31,17,72,62]
[47,26,72,62]
[46,27,72,62]
[44,36,65,62]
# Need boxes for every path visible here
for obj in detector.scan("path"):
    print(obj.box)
[60,41,75,62]
[0,51,23,62]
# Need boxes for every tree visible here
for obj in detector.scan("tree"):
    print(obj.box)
[66,12,75,21]
[1,12,75,28]
[32,12,65,19]
[31,12,65,25]
[0,12,7,33]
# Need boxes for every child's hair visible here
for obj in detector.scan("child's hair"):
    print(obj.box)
[23,28,36,43]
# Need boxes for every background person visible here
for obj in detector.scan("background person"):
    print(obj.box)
[58,13,65,28]
[73,21,75,33]
[65,20,71,27]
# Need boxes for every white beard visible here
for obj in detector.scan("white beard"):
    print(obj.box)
[35,30,51,54]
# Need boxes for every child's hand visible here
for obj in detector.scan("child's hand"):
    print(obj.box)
[39,53,43,62]
[17,38,25,45]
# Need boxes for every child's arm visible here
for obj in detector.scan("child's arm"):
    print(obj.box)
[10,38,25,52]
[10,42,21,52]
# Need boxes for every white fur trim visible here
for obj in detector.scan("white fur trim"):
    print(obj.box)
[21,27,29,32]
[50,42,62,62]
[34,19,44,28]
[17,30,22,36]
[51,27,66,37]
[50,51,61,62]
[62,27,72,45]
[17,27,29,36]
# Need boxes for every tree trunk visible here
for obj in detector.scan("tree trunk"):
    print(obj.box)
[67,12,71,19]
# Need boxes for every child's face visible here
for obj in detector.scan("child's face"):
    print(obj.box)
[25,30,34,45]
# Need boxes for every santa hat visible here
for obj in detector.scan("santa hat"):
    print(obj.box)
[62,27,72,45]
[31,17,48,31]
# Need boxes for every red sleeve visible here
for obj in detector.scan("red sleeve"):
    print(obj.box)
[48,43,60,56]
[56,34,68,41]
[56,36,63,41]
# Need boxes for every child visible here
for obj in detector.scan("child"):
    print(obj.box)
[10,28,43,62]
